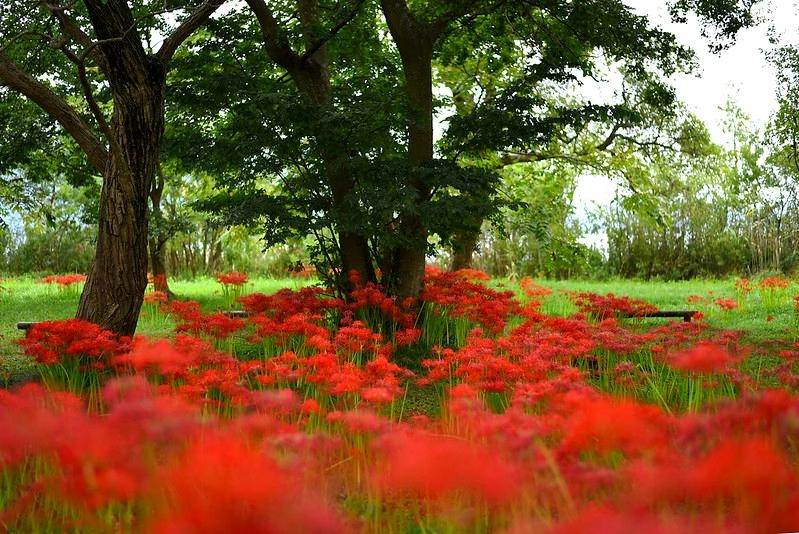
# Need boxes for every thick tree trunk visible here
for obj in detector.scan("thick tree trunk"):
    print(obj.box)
[2,0,221,336]
[324,156,376,288]
[77,157,154,336]
[75,69,165,336]
[75,0,167,336]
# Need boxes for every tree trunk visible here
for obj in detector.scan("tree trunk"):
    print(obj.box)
[149,236,175,297]
[77,156,154,336]
[380,0,446,299]
[148,169,176,299]
[74,0,168,336]
[450,230,480,271]
[0,0,223,337]
[247,0,375,292]
[75,62,166,336]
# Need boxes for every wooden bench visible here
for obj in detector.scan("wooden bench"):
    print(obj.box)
[17,312,250,336]
[17,321,39,335]
[222,310,251,318]
[620,310,697,322]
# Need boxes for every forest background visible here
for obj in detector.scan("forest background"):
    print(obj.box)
[2,0,799,334]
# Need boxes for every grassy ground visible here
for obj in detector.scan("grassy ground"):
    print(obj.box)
[533,278,797,344]
[3,275,797,387]
[0,276,311,386]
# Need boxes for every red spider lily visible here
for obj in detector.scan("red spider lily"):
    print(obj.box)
[19,319,126,367]
[422,267,522,334]
[421,318,594,393]
[238,287,342,321]
[113,337,200,378]
[453,268,492,281]
[36,273,87,287]
[686,294,705,304]
[201,312,246,339]
[559,396,672,457]
[327,362,365,395]
[0,383,86,468]
[143,435,351,533]
[164,299,203,328]
[712,298,738,311]
[627,438,799,531]
[326,408,388,433]
[248,312,331,357]
[393,327,421,346]
[348,281,417,328]
[734,278,752,294]
[569,291,658,320]
[759,276,789,291]
[668,342,738,374]
[332,320,386,358]
[301,398,322,414]
[370,429,522,506]
[546,505,732,534]
[216,271,249,287]
[519,276,554,298]
[0,379,200,516]
[144,290,168,303]
[148,273,170,292]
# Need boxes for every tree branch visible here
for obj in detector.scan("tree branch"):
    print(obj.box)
[299,0,366,62]
[157,0,227,63]
[42,0,110,74]
[0,49,107,173]
[246,0,300,70]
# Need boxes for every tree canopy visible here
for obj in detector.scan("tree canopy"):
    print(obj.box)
[0,0,767,333]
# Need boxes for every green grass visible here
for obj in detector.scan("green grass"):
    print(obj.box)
[535,277,797,343]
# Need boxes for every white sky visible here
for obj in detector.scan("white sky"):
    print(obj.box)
[574,0,799,208]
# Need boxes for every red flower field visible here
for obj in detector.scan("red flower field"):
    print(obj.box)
[3,269,799,532]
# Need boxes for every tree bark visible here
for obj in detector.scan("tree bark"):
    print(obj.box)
[380,0,448,299]
[148,170,176,299]
[450,230,480,271]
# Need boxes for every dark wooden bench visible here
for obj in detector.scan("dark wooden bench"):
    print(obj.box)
[221,310,251,318]
[17,312,250,336]
[620,310,697,322]
[17,321,39,335]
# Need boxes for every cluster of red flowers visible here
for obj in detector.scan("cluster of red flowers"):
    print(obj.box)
[734,277,752,296]
[6,270,799,531]
[216,271,248,287]
[422,267,522,334]
[569,291,659,320]
[143,290,168,304]
[36,273,87,287]
[713,297,738,311]
[19,318,128,368]
[760,275,790,291]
